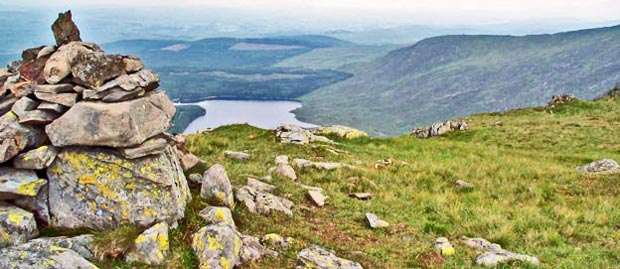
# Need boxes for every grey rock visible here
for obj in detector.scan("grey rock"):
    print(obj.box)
[275,155,289,165]
[349,193,372,200]
[295,245,363,269]
[45,91,175,148]
[70,50,125,88]
[52,10,82,46]
[365,212,389,229]
[38,102,68,114]
[191,223,242,269]
[199,206,236,228]
[433,237,455,256]
[293,158,313,169]
[235,185,293,216]
[36,84,74,94]
[11,184,51,226]
[0,95,18,116]
[47,146,190,229]
[11,96,39,118]
[0,167,46,200]
[27,234,95,260]
[0,112,48,163]
[188,173,203,187]
[18,109,61,125]
[0,237,99,269]
[261,233,292,249]
[307,190,327,207]
[125,222,170,266]
[460,236,540,267]
[0,202,38,247]
[118,137,169,159]
[177,149,203,172]
[313,162,345,171]
[224,150,251,160]
[275,164,297,180]
[83,69,159,102]
[34,90,78,107]
[455,180,474,190]
[413,120,468,138]
[246,178,275,193]
[239,233,277,263]
[276,124,312,144]
[576,159,620,173]
[13,145,59,170]
[201,164,235,209]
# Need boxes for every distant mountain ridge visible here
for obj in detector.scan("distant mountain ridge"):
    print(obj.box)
[296,25,620,136]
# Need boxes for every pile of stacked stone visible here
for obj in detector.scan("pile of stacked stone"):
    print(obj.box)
[0,11,203,267]
[547,94,577,107]
[412,120,468,138]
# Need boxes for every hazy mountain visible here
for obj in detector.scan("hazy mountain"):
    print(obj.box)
[296,25,620,136]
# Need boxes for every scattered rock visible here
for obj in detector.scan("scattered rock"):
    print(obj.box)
[455,180,474,190]
[224,150,251,160]
[201,164,235,209]
[295,245,363,269]
[262,233,292,249]
[433,237,455,256]
[188,173,203,187]
[47,146,190,229]
[12,145,59,170]
[460,236,540,267]
[275,155,289,165]
[199,206,236,228]
[310,125,368,139]
[0,237,99,269]
[313,162,346,171]
[27,234,95,260]
[307,190,327,207]
[349,193,372,200]
[192,223,242,269]
[0,202,38,247]
[292,158,313,169]
[247,178,275,193]
[125,222,170,266]
[45,91,175,148]
[576,159,620,173]
[0,167,46,200]
[275,163,297,180]
[239,233,278,263]
[548,94,576,107]
[177,149,203,172]
[365,212,389,229]
[492,121,503,126]
[235,185,294,216]
[276,124,312,144]
[51,10,82,46]
[412,120,468,138]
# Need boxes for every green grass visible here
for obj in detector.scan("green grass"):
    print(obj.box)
[69,96,620,268]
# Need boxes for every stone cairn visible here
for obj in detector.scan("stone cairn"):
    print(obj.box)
[0,11,204,267]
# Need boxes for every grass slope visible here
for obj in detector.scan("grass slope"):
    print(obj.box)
[274,45,401,70]
[85,95,620,268]
[296,25,620,136]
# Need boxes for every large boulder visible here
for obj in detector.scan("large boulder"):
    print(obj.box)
[295,245,363,269]
[0,202,39,248]
[0,237,99,269]
[192,223,242,269]
[0,167,47,200]
[51,10,82,46]
[201,164,235,209]
[45,90,176,148]
[0,112,48,163]
[47,146,190,229]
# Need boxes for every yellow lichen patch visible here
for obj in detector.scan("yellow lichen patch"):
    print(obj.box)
[16,179,45,196]
[49,245,68,252]
[220,257,232,269]
[134,234,148,244]
[7,213,25,225]
[214,209,226,222]
[207,236,224,251]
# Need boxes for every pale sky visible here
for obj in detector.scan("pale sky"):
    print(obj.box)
[8,0,620,25]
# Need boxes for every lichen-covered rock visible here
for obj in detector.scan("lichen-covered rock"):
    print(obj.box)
[310,125,368,139]
[26,234,95,260]
[239,233,277,263]
[235,185,293,216]
[177,149,203,171]
[433,237,455,256]
[460,236,540,267]
[295,245,363,269]
[0,202,38,247]
[0,237,99,269]
[13,145,59,170]
[126,222,170,266]
[70,50,125,88]
[262,233,292,249]
[0,112,48,163]
[576,159,620,173]
[44,41,100,85]
[45,91,176,148]
[201,164,235,209]
[199,206,236,228]
[47,146,190,229]
[51,10,82,46]
[11,184,51,226]
[246,178,275,193]
[0,167,46,200]
[192,223,242,269]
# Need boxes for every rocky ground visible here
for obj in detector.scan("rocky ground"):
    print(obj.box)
[2,10,620,269]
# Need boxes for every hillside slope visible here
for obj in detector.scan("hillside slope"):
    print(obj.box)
[91,95,620,269]
[296,25,620,136]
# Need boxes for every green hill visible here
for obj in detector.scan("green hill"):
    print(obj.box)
[90,94,620,269]
[296,25,620,136]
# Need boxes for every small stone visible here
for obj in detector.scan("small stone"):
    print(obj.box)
[455,180,474,190]
[37,102,68,114]
[239,233,278,263]
[235,185,294,216]
[201,164,235,209]
[11,184,51,226]
[577,159,620,173]
[12,145,59,170]
[365,212,389,229]
[307,190,327,207]
[349,193,372,200]
[261,233,291,249]
[0,167,46,200]
[9,81,36,97]
[37,46,56,59]
[52,10,82,46]
[177,150,203,171]
[224,150,251,160]
[198,206,236,228]
[260,175,273,181]
[313,162,345,171]
[123,56,144,73]
[275,155,289,165]
[188,173,203,187]
[247,178,275,193]
[460,236,540,267]
[275,164,297,180]
[18,109,60,125]
[0,202,39,247]
[295,245,363,269]
[125,222,170,266]
[433,237,455,256]
[292,158,313,169]
[118,137,169,159]
[11,96,39,118]
[22,46,46,62]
